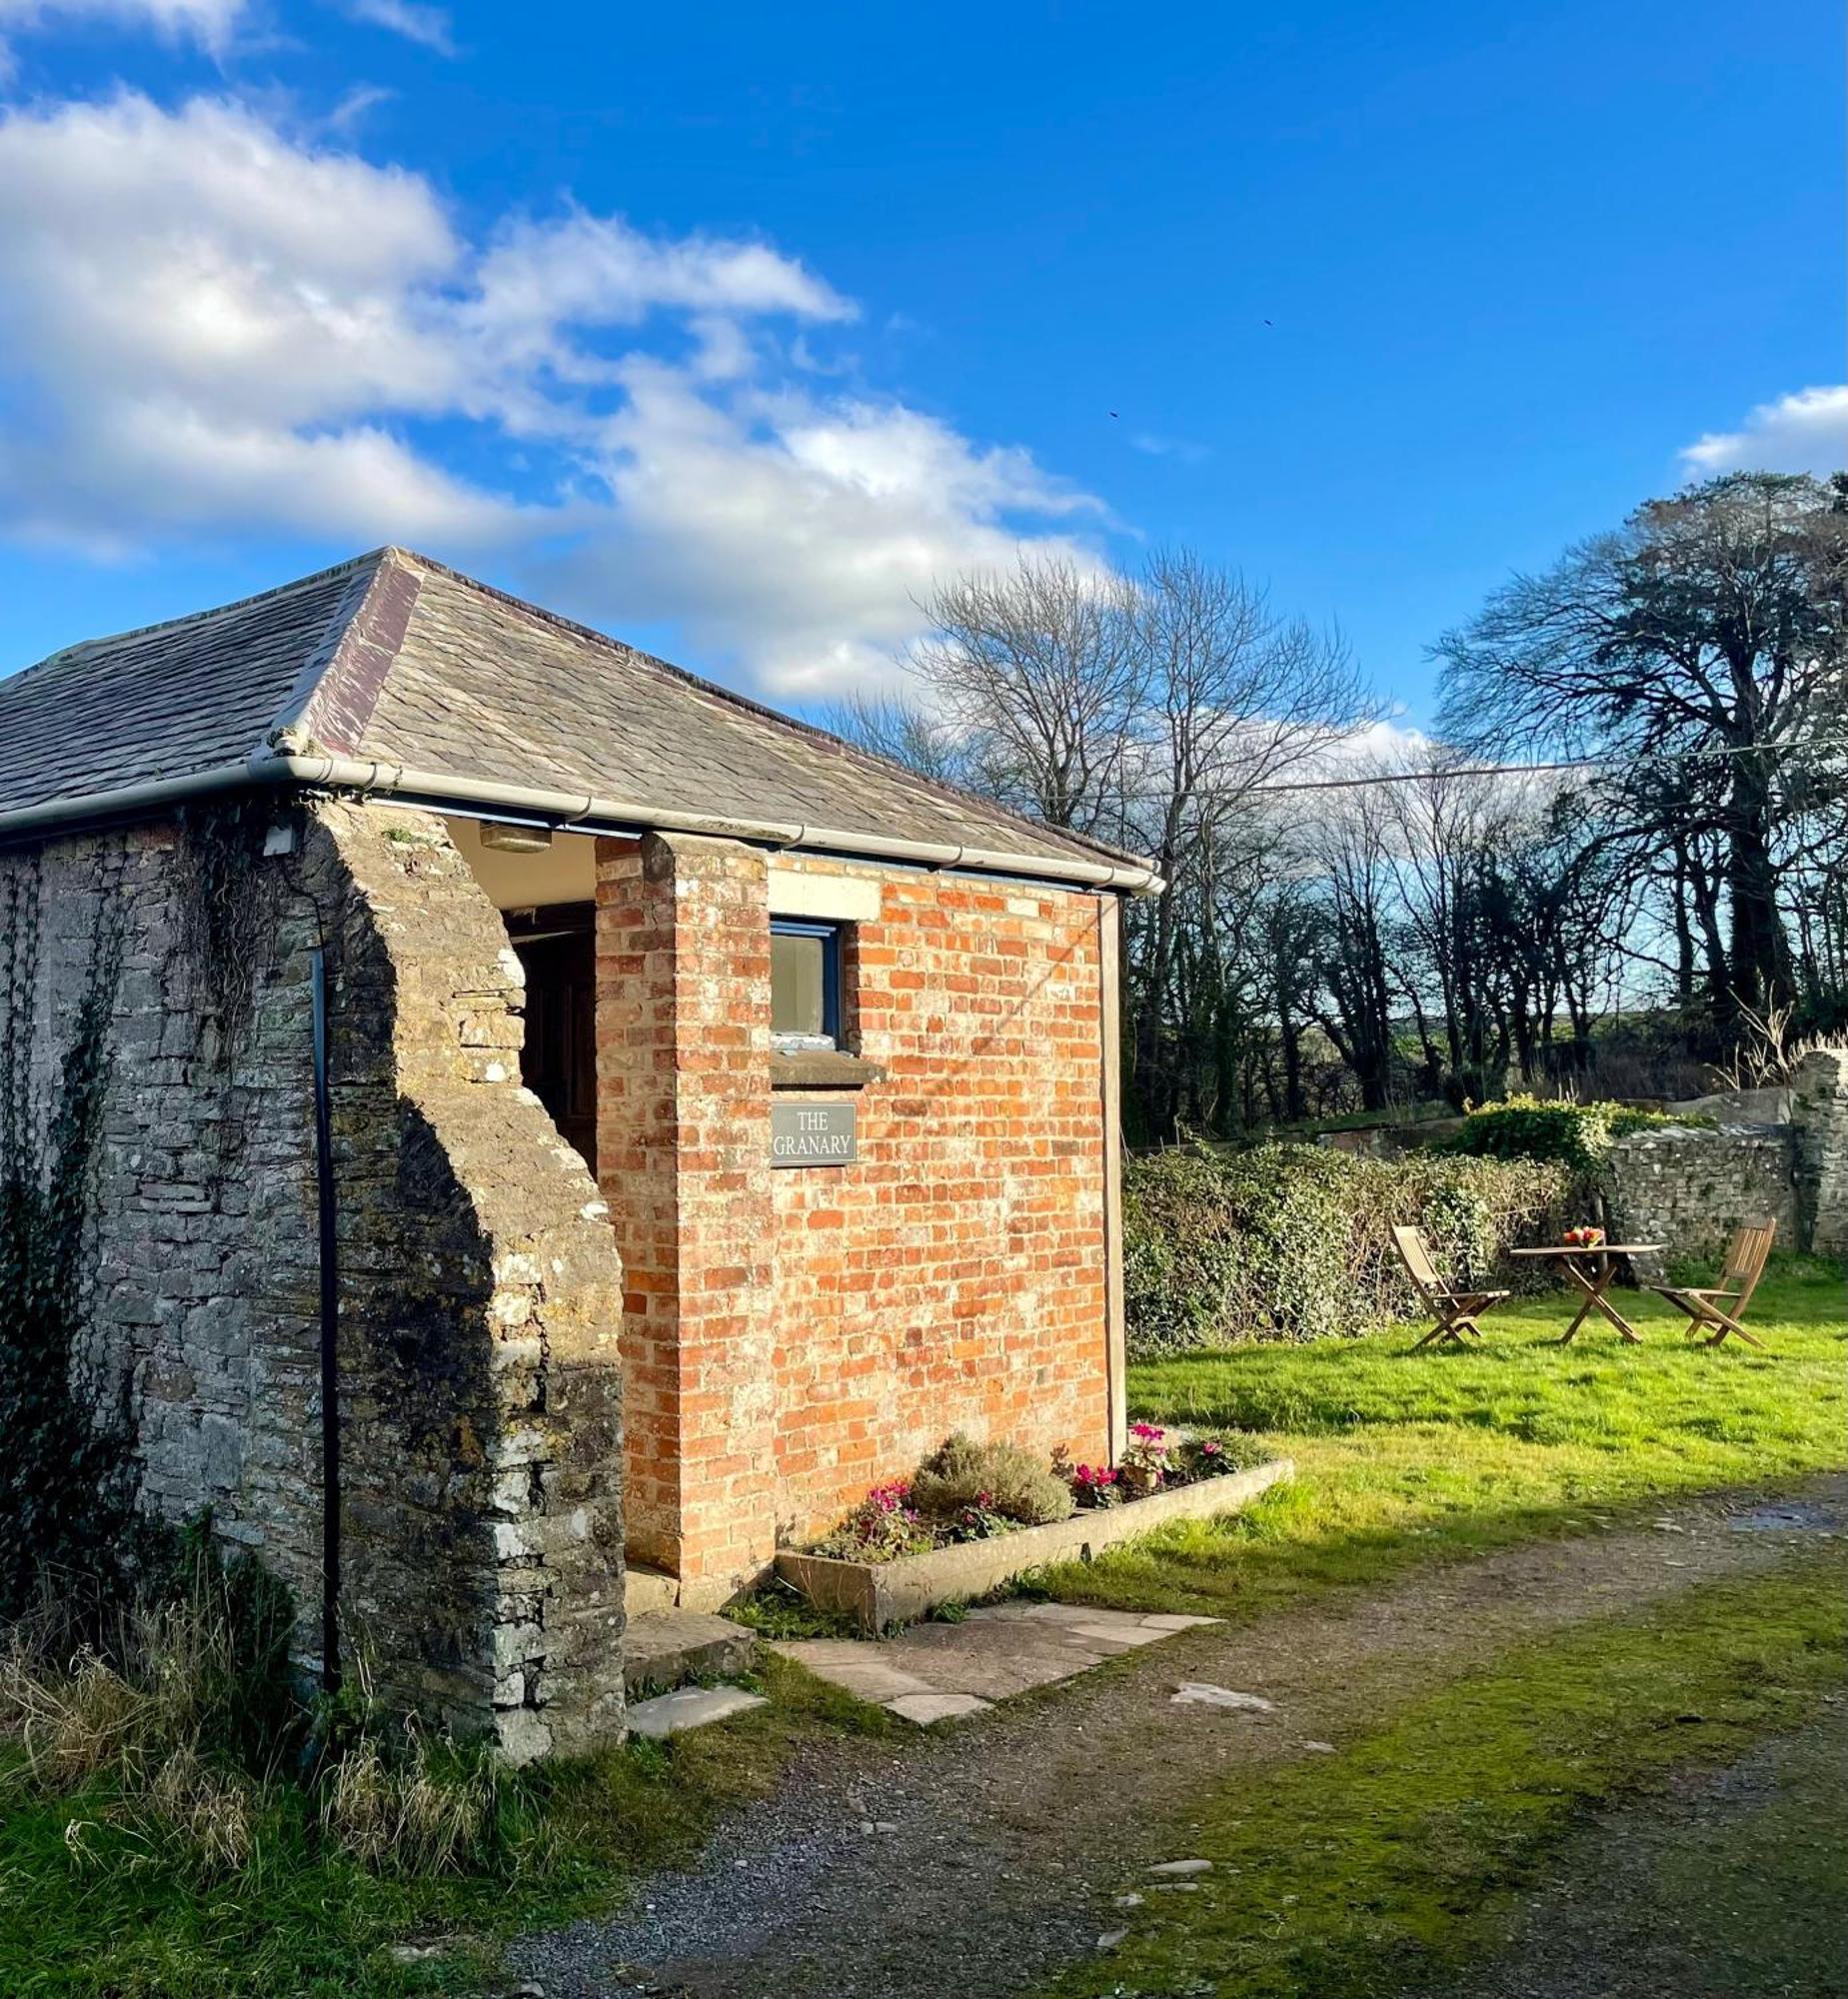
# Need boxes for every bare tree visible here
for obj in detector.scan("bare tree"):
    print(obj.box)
[828,548,1369,1139]
[818,690,980,792]
[1119,550,1366,1135]
[1436,472,1848,1028]
[903,554,1146,839]
[1303,783,1401,1112]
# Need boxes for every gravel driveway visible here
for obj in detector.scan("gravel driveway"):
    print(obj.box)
[511,1477,1848,1999]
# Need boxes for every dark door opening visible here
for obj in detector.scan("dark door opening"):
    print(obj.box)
[506,902,597,1173]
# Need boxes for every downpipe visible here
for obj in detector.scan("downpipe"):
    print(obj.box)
[310,945,342,1696]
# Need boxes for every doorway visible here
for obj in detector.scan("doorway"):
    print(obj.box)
[505,902,597,1173]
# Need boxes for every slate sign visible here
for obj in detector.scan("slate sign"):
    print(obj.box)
[771,1100,858,1167]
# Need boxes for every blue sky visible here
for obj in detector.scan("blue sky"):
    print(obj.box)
[0,0,1839,724]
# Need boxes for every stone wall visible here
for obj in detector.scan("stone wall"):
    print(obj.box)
[1792,1046,1848,1258]
[1607,1123,1798,1271]
[0,800,626,1758]
[596,837,1115,1607]
[1607,1047,1848,1268]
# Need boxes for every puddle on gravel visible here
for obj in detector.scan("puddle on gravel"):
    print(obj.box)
[1725,1502,1840,1534]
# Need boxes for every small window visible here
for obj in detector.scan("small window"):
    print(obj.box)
[772,919,842,1049]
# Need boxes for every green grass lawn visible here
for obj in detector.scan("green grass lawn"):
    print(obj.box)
[1038,1259,1846,1618]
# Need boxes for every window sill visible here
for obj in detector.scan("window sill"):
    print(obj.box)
[771,1048,885,1090]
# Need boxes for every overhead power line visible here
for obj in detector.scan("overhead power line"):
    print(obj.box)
[1235,734,1848,800]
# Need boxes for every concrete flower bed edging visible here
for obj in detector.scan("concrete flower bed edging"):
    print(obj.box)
[776,1455,1294,1632]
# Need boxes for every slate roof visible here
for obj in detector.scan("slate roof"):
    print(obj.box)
[0,548,1150,882]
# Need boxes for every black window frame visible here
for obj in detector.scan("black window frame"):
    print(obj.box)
[771,918,843,1047]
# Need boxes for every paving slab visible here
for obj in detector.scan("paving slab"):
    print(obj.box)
[771,1602,1223,1723]
[626,1684,768,1739]
[1170,1682,1276,1711]
[886,1691,994,1725]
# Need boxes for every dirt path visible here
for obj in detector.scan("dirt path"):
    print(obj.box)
[511,1479,1848,1999]
[1412,1702,1848,1999]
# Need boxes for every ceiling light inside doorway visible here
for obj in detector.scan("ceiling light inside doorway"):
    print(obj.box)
[478,822,556,855]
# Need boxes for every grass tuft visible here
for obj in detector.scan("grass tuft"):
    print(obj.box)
[317,1726,500,1878]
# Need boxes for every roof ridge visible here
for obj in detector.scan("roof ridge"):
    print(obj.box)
[279,550,421,757]
[7,549,392,689]
[385,546,1146,874]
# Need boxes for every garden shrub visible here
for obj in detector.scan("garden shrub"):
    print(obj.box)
[1438,1092,1690,1179]
[909,1432,1074,1526]
[1122,1141,1574,1354]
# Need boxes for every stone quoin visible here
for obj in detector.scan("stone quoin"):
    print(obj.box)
[0,547,1155,1748]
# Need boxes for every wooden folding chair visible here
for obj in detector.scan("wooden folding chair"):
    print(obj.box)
[1648,1218,1778,1348]
[1391,1223,1509,1349]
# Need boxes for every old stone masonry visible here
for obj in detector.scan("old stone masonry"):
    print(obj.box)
[0,799,627,1759]
[1607,1047,1848,1265]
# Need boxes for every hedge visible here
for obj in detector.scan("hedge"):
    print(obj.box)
[1122,1142,1576,1354]
[1438,1092,1692,1180]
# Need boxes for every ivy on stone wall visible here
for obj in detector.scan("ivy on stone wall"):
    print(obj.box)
[176,798,281,1067]
[0,860,145,1619]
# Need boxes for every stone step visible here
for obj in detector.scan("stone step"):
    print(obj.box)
[624,1562,680,1615]
[623,1610,757,1696]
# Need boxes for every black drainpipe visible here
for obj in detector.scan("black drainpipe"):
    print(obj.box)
[310,944,342,1696]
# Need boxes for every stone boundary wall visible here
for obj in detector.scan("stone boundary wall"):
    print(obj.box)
[0,800,626,1758]
[1606,1123,1797,1269]
[1609,1046,1848,1268]
[1792,1047,1848,1259]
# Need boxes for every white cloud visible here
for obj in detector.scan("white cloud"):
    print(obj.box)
[0,90,1098,695]
[341,0,454,56]
[325,82,396,134]
[555,363,1099,693]
[1128,431,1208,465]
[1681,385,1848,477]
[0,93,492,548]
[0,0,243,70]
[464,211,853,375]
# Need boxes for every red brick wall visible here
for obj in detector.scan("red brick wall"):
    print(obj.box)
[595,835,1114,1604]
[768,859,1111,1548]
[594,833,777,1586]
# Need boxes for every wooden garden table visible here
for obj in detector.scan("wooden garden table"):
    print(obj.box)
[1509,1243,1666,1345]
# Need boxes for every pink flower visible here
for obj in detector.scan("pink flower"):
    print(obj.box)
[1130,1421,1166,1442]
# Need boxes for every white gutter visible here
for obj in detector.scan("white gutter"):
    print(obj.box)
[0,746,1164,896]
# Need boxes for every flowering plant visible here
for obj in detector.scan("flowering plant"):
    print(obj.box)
[1118,1420,1170,1495]
[815,1478,934,1562]
[1068,1461,1120,1509]
[1562,1224,1606,1248]
[1170,1432,1252,1481]
[945,1491,1014,1542]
